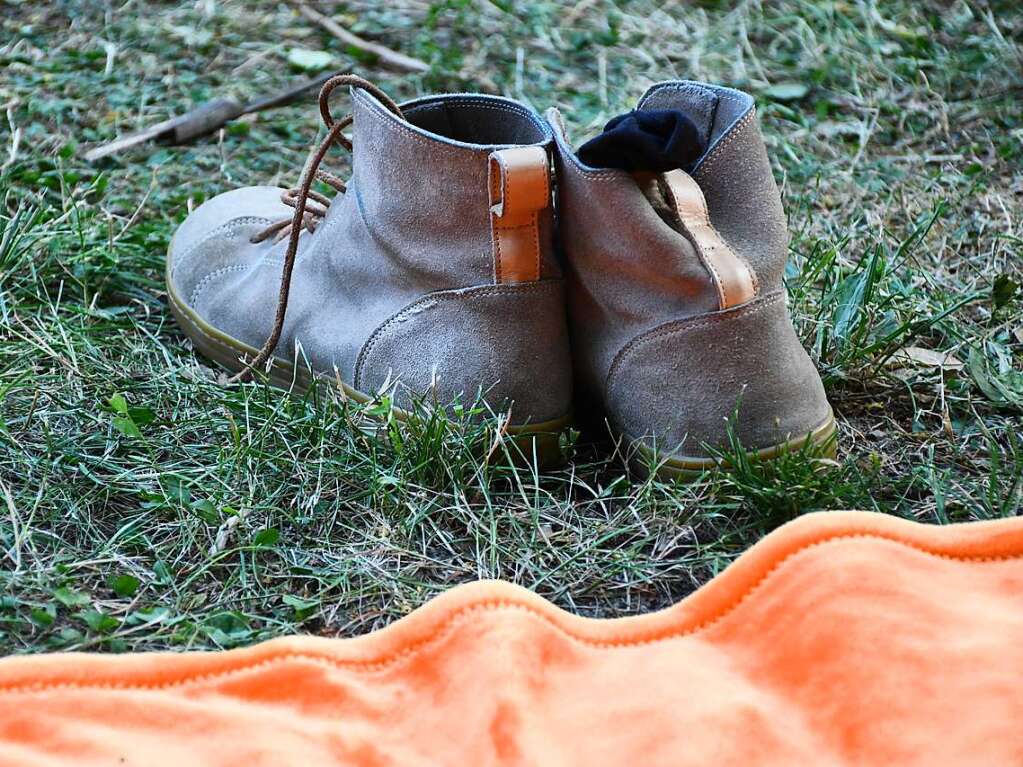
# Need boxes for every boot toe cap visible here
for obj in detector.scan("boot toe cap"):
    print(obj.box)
[169,186,291,260]
[167,186,290,309]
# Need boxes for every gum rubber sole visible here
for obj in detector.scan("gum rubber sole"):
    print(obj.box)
[165,269,571,471]
[631,412,838,481]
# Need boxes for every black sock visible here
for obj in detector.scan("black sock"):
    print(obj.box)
[576,109,705,172]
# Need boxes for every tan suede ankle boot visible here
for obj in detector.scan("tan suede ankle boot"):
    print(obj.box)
[167,75,572,467]
[548,80,834,478]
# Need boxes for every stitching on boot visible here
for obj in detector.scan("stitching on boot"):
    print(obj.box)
[661,174,736,308]
[189,264,249,307]
[356,91,552,156]
[639,82,748,110]
[435,99,551,135]
[666,178,765,302]
[604,290,785,402]
[700,205,760,299]
[493,222,538,232]
[536,164,549,280]
[493,229,503,284]
[553,133,630,182]
[533,214,541,279]
[172,217,273,280]
[353,281,560,391]
[188,256,284,307]
[551,131,635,183]
[354,91,467,156]
[693,111,756,179]
[359,94,551,155]
[406,95,551,136]
[493,230,503,284]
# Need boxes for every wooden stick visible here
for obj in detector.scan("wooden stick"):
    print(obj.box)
[242,70,338,112]
[84,74,337,162]
[293,3,430,74]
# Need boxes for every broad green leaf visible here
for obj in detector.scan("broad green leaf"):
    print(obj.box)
[993,274,1019,311]
[164,477,191,505]
[282,594,319,620]
[53,587,90,608]
[81,609,120,634]
[828,248,886,348]
[31,605,56,627]
[252,527,280,547]
[190,498,219,524]
[969,345,1023,409]
[112,415,142,438]
[127,406,156,426]
[109,574,141,598]
[287,48,334,71]
[764,82,809,101]
[153,560,173,585]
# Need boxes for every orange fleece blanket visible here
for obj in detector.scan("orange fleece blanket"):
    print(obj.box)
[2,511,1023,766]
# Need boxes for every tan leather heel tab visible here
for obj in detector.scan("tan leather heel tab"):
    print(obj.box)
[488,146,550,284]
[662,168,757,309]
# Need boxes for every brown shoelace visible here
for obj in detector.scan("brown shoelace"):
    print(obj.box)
[230,74,404,382]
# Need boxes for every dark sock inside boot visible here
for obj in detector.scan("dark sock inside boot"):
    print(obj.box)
[576,109,706,172]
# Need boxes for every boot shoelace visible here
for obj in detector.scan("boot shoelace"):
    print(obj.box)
[230,74,404,382]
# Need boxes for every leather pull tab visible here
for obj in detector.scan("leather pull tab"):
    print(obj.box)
[488,146,549,284]
[661,169,757,309]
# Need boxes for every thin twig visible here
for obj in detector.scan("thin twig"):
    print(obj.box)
[3,108,21,170]
[1,479,21,571]
[293,3,429,73]
[112,170,157,243]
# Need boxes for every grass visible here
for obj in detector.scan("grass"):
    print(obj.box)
[0,0,1020,653]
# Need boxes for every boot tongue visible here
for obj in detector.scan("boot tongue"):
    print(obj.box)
[576,109,705,172]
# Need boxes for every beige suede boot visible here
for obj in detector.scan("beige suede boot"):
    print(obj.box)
[547,80,834,478]
[167,75,572,467]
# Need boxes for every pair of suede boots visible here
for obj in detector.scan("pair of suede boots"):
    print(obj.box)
[167,75,834,478]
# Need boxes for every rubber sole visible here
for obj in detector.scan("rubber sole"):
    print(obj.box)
[165,269,571,471]
[630,412,838,481]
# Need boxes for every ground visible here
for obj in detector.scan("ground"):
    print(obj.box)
[0,0,1020,653]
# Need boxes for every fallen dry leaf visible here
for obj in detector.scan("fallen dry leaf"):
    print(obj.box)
[891,346,964,370]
